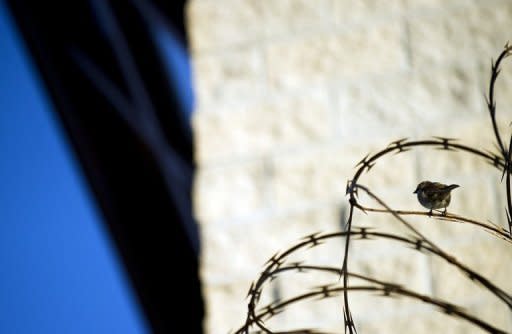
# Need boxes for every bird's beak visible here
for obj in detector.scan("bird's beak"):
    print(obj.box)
[413,189,417,194]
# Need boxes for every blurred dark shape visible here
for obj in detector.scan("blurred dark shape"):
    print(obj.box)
[6,0,203,333]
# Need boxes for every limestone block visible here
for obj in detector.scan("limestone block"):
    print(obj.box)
[414,138,498,179]
[341,251,432,325]
[200,210,347,333]
[193,162,267,223]
[334,0,405,26]
[350,248,431,296]
[262,0,335,38]
[355,149,418,197]
[417,117,508,182]
[469,298,512,332]
[408,7,475,67]
[334,65,485,158]
[409,2,512,68]
[202,281,276,334]
[193,92,332,164]
[407,66,481,127]
[191,47,264,109]
[429,238,512,307]
[255,269,345,331]
[359,309,481,334]
[271,145,363,210]
[334,65,480,141]
[266,21,406,91]
[334,72,414,142]
[199,205,342,284]
[193,106,275,163]
[469,2,512,64]
[267,92,333,149]
[187,0,339,52]
[404,0,473,11]
[476,56,512,135]
[186,0,265,51]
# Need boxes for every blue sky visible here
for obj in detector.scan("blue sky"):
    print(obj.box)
[0,2,149,333]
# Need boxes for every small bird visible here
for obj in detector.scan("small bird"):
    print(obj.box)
[413,181,460,216]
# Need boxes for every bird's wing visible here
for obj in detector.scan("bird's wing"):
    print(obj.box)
[428,183,452,193]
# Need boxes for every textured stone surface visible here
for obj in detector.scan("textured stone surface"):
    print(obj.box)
[359,310,483,334]
[334,64,482,144]
[469,1,512,63]
[187,0,265,51]
[430,238,512,307]
[187,0,512,333]
[407,65,482,126]
[261,0,335,38]
[469,298,512,333]
[405,0,473,9]
[193,161,267,223]
[347,250,432,322]
[334,72,414,142]
[187,0,338,52]
[408,7,474,67]
[409,2,512,67]
[193,92,332,163]
[191,47,265,109]
[334,0,405,26]
[477,54,512,134]
[199,206,342,283]
[271,145,361,210]
[262,269,345,331]
[202,281,277,334]
[266,21,406,91]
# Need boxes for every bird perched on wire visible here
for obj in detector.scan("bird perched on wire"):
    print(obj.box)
[413,181,459,216]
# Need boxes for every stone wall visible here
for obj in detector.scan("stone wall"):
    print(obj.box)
[186,1,512,333]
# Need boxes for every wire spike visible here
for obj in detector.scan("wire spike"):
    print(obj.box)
[346,180,354,195]
[246,282,255,298]
[387,137,408,147]
[265,253,283,268]
[432,136,459,151]
[393,147,411,155]
[501,161,508,182]
[302,232,324,248]
[354,226,373,239]
[484,94,490,105]
[301,232,321,241]
[355,154,370,168]
[432,136,458,142]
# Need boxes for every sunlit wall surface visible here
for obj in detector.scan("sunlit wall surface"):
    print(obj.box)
[187,1,512,333]
[0,3,149,333]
